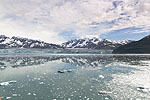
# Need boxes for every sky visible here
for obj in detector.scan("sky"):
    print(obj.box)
[0,0,150,44]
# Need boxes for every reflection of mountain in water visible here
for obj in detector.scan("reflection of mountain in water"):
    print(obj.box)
[0,56,61,69]
[0,55,150,70]
[61,55,150,67]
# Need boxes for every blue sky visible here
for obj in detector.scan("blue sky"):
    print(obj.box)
[0,0,150,44]
[100,27,150,41]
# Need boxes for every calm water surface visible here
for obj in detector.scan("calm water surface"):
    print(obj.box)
[0,51,150,100]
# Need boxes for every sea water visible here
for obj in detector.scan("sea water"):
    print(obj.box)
[0,49,150,100]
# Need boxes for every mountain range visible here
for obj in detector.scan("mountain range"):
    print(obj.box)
[61,37,133,49]
[0,35,61,49]
[0,35,133,49]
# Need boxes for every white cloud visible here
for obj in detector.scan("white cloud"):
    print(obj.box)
[0,0,150,43]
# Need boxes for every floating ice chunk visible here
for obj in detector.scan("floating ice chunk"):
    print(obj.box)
[58,70,65,73]
[12,94,17,96]
[9,81,17,84]
[0,82,9,86]
[0,66,6,69]
[0,80,16,86]
[98,91,112,95]
[98,75,104,79]
[39,82,44,84]
[6,97,11,99]
[27,93,31,95]
[58,70,73,73]
[137,87,150,93]
[67,70,72,72]
[68,98,71,100]
[137,87,144,90]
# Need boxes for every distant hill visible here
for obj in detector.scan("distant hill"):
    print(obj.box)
[0,35,61,49]
[112,35,150,54]
[61,37,133,50]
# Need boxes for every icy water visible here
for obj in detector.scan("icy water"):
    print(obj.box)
[0,49,150,100]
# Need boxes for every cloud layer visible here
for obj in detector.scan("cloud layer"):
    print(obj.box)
[0,0,150,43]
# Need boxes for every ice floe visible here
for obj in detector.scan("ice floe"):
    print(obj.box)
[12,94,18,96]
[58,70,73,73]
[98,75,104,79]
[6,97,11,99]
[137,86,150,93]
[98,91,112,95]
[58,70,65,73]
[0,80,16,86]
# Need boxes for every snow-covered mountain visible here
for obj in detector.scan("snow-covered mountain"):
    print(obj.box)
[0,35,133,50]
[0,35,61,49]
[61,37,133,49]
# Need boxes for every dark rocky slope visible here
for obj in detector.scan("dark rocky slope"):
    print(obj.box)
[113,35,150,54]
